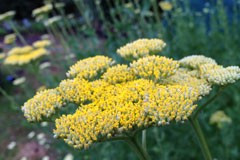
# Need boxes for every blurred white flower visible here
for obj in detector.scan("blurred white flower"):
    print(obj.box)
[41,121,48,127]
[64,54,75,60]
[42,156,50,160]
[7,141,16,150]
[44,144,50,149]
[27,131,36,139]
[37,133,45,140]
[64,153,74,160]
[40,62,51,70]
[39,138,47,145]
[20,156,28,160]
[13,77,26,86]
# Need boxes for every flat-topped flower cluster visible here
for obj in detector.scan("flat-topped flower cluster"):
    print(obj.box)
[22,39,240,149]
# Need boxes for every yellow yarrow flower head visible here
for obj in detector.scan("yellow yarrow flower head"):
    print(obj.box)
[66,56,115,80]
[4,33,16,44]
[8,46,34,56]
[54,79,199,149]
[32,4,53,17]
[0,11,15,23]
[4,46,49,65]
[117,39,166,60]
[33,40,51,48]
[210,110,232,129]
[130,55,179,81]
[102,64,135,84]
[179,55,217,69]
[21,39,240,151]
[159,1,173,11]
[22,89,64,122]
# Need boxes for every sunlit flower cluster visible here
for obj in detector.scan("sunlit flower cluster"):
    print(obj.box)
[117,39,166,59]
[22,39,240,150]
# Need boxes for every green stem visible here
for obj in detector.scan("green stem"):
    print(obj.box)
[193,87,225,119]
[151,0,161,23]
[0,87,17,110]
[190,118,212,160]
[9,20,28,45]
[142,130,147,151]
[126,136,151,160]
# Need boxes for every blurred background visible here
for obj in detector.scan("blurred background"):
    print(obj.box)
[0,0,240,160]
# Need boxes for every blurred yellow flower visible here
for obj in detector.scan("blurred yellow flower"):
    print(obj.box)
[4,33,16,44]
[32,4,53,17]
[4,46,49,65]
[159,1,173,11]
[0,53,5,59]
[33,40,51,48]
[210,110,232,128]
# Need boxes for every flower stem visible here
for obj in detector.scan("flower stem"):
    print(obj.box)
[9,20,28,45]
[190,118,212,160]
[126,136,151,160]
[193,86,226,119]
[142,129,147,150]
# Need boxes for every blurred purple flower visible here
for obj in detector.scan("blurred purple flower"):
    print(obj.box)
[3,22,11,31]
[22,18,31,28]
[6,75,15,82]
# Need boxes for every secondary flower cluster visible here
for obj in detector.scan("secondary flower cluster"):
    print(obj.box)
[4,34,16,45]
[22,39,240,150]
[117,39,166,59]
[0,11,15,23]
[4,41,50,65]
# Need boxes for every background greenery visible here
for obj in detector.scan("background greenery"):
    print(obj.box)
[0,0,240,159]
